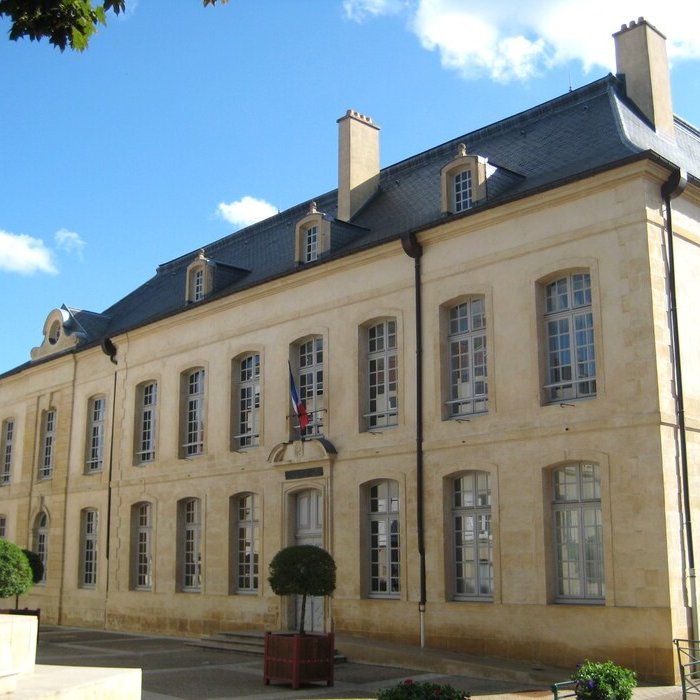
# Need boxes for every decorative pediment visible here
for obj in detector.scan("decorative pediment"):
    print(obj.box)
[31,308,79,361]
[268,438,337,465]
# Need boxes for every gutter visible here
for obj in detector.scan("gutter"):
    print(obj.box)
[401,232,427,648]
[660,168,695,641]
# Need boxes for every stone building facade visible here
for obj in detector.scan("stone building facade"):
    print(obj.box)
[1,19,699,683]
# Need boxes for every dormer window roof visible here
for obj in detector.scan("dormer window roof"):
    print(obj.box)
[441,143,492,215]
[186,250,214,303]
[295,202,330,264]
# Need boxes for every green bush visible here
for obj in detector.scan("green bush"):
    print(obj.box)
[377,678,470,699]
[572,660,637,700]
[0,540,33,600]
[268,545,336,634]
[22,549,44,584]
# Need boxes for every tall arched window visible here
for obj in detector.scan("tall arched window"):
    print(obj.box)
[552,462,604,602]
[230,493,258,593]
[33,511,49,583]
[452,472,492,599]
[178,498,202,592]
[79,508,99,587]
[131,502,153,591]
[180,368,205,457]
[232,353,260,449]
[543,272,596,402]
[364,319,398,430]
[85,396,106,473]
[367,480,400,597]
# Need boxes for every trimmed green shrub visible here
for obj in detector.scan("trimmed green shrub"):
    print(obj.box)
[268,545,336,634]
[0,540,33,600]
[22,549,44,585]
[572,660,637,700]
[377,678,470,699]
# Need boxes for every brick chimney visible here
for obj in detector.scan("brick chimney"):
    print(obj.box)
[613,17,674,138]
[337,110,380,221]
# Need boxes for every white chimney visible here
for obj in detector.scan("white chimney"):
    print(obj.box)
[337,110,380,221]
[613,17,674,138]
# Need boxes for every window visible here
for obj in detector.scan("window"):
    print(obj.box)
[1,419,14,485]
[131,502,153,590]
[368,480,400,597]
[543,272,596,402]
[446,299,487,417]
[293,337,324,437]
[303,224,318,263]
[552,462,604,602]
[85,396,106,473]
[232,354,260,449]
[186,250,212,303]
[0,515,6,539]
[231,493,259,593]
[454,169,472,212]
[181,369,205,457]
[453,472,492,599]
[365,320,398,430]
[80,509,99,588]
[33,512,48,583]
[178,498,202,592]
[135,381,157,464]
[39,409,56,480]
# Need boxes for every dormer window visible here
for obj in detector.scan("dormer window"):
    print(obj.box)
[48,320,62,345]
[441,143,489,215]
[454,168,473,212]
[295,202,330,264]
[186,250,213,303]
[303,224,318,263]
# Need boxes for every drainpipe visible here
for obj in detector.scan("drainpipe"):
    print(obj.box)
[401,232,427,648]
[660,168,695,641]
[101,338,118,611]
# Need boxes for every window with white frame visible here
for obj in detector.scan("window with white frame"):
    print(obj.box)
[135,381,158,464]
[552,462,604,602]
[233,354,260,449]
[1,419,14,485]
[131,502,153,590]
[186,251,212,303]
[543,272,596,402]
[454,169,473,212]
[181,369,205,457]
[447,299,487,417]
[192,268,205,301]
[303,224,318,263]
[453,472,492,599]
[85,396,106,472]
[179,498,202,592]
[368,480,400,597]
[0,515,6,539]
[39,410,56,480]
[295,337,324,437]
[33,512,48,583]
[79,509,98,588]
[365,320,398,430]
[232,493,258,593]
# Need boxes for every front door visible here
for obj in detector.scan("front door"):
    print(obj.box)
[294,489,324,632]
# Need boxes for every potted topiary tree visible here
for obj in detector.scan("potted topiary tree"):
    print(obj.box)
[263,544,336,690]
[0,541,34,609]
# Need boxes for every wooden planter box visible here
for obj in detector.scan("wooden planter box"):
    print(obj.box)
[263,632,334,689]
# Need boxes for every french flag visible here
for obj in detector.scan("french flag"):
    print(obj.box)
[289,364,310,431]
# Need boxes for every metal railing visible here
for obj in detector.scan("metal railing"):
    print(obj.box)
[674,639,700,699]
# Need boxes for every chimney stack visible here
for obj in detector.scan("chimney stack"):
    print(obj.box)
[613,17,674,138]
[337,110,380,221]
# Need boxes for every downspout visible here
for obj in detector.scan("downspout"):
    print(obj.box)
[660,168,695,641]
[101,338,118,613]
[401,232,427,648]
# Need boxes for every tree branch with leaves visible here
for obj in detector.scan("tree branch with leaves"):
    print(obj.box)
[0,0,228,51]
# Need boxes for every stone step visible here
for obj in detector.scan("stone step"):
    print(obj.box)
[187,631,346,663]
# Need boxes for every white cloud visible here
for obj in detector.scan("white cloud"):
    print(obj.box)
[216,196,278,228]
[55,228,86,260]
[345,0,700,82]
[0,229,57,275]
[343,0,406,22]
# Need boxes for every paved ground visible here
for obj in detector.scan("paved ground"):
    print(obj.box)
[35,625,683,700]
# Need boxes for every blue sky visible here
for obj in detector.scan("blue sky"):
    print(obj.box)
[1,0,699,373]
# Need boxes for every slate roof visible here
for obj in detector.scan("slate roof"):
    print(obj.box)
[7,73,700,376]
